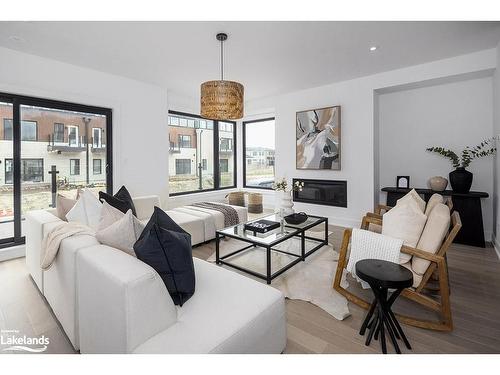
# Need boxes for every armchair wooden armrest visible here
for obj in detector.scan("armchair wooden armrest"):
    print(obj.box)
[361,215,382,230]
[375,204,392,215]
[400,245,443,264]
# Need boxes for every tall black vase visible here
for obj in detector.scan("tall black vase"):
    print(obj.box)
[449,167,473,193]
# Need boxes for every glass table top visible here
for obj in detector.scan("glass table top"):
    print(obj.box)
[217,214,325,246]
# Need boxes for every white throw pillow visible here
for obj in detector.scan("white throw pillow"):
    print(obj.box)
[382,201,427,264]
[66,189,102,230]
[96,210,145,256]
[424,193,444,216]
[98,201,125,231]
[396,188,426,213]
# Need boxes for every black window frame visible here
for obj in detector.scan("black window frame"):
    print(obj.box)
[168,110,237,196]
[242,117,276,190]
[21,120,38,141]
[0,91,113,249]
[70,159,80,175]
[4,158,44,184]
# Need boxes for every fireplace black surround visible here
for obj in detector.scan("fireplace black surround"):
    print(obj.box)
[292,179,347,207]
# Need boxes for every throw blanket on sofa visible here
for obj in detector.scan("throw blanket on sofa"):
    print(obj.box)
[190,202,239,227]
[346,228,403,289]
[41,222,94,270]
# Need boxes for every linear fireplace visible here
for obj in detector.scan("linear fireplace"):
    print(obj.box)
[292,179,347,207]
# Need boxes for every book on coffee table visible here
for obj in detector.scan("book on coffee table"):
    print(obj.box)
[244,219,281,234]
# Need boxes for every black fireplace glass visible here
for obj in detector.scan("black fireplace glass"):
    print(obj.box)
[292,179,347,207]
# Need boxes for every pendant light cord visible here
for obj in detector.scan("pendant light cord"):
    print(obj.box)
[220,38,224,81]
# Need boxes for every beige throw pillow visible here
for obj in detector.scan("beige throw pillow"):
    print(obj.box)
[424,193,444,216]
[96,210,145,256]
[56,194,77,221]
[396,188,426,213]
[98,201,125,231]
[412,203,450,275]
[382,201,427,264]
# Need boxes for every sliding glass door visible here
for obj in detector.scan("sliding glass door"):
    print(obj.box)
[0,93,112,247]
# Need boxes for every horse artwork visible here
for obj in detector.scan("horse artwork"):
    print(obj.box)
[296,106,341,170]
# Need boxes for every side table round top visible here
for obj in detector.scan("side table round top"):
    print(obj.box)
[355,259,413,289]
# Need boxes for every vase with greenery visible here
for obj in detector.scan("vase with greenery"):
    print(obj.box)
[426,137,497,193]
[273,178,304,216]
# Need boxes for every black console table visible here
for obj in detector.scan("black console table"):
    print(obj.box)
[381,187,489,248]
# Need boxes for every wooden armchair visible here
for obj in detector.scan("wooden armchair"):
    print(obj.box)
[333,210,461,331]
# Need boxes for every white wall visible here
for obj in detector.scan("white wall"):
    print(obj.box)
[0,46,169,204]
[246,49,497,228]
[378,77,494,239]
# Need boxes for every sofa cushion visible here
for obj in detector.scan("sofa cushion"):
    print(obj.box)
[134,207,195,306]
[99,185,137,216]
[96,210,145,257]
[133,258,286,354]
[66,189,102,230]
[397,188,426,213]
[412,203,450,275]
[424,193,444,216]
[382,200,427,264]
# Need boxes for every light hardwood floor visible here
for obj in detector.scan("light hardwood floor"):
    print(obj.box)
[1,225,500,354]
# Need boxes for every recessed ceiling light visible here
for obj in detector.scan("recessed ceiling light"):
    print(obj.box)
[369,46,378,52]
[8,35,25,43]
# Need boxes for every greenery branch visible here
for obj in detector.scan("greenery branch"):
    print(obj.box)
[426,136,498,168]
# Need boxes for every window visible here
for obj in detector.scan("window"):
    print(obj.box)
[21,120,37,141]
[175,159,191,175]
[5,159,44,184]
[243,118,275,189]
[93,159,102,174]
[68,126,78,146]
[168,111,236,195]
[70,159,80,175]
[3,119,13,140]
[93,127,102,148]
[54,123,64,143]
[178,134,191,148]
[220,159,229,173]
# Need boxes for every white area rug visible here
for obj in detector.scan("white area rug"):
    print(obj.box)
[207,231,350,320]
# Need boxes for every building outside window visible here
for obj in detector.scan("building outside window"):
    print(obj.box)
[68,125,78,146]
[243,118,276,189]
[168,112,236,195]
[2,119,38,141]
[54,123,64,143]
[178,134,191,148]
[3,119,13,140]
[70,159,80,175]
[93,159,102,174]
[21,120,38,141]
[92,127,102,148]
[220,159,229,173]
[4,159,44,184]
[175,159,191,175]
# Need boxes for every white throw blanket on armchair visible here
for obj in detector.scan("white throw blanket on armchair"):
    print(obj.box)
[41,222,95,270]
[346,228,403,288]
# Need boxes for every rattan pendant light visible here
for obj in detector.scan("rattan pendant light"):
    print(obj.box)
[200,33,244,120]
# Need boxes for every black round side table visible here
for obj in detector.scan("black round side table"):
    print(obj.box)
[355,259,413,354]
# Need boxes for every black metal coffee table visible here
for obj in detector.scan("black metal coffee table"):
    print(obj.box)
[216,214,328,284]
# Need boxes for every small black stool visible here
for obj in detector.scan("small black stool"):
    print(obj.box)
[355,259,413,354]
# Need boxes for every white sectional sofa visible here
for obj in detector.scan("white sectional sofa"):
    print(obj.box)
[25,195,286,354]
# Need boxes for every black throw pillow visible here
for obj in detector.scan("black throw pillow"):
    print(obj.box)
[99,185,137,216]
[134,207,195,306]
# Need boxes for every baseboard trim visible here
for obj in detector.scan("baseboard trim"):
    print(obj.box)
[492,233,500,260]
[0,244,25,262]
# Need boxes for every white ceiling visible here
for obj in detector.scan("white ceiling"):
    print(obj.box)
[0,21,499,101]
